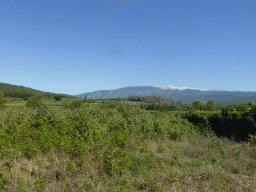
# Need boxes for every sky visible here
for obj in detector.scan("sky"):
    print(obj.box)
[1,0,255,96]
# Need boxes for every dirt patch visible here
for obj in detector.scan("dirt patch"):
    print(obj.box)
[5,103,26,106]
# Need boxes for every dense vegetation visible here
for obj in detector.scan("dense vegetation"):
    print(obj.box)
[0,82,77,101]
[0,87,256,191]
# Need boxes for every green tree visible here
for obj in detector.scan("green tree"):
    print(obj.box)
[236,103,249,112]
[221,108,229,117]
[249,105,256,115]
[199,101,207,111]
[70,99,83,109]
[54,94,62,101]
[0,91,7,109]
[186,103,195,112]
[25,94,44,109]
[248,101,256,108]
[228,105,235,112]
[118,96,120,101]
[23,93,31,101]
[215,103,221,111]
[173,100,184,110]
[156,102,169,112]
[192,99,202,111]
[204,99,216,111]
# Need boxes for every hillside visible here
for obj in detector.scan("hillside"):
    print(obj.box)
[0,82,77,100]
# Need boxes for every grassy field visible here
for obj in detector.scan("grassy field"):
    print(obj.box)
[0,98,255,192]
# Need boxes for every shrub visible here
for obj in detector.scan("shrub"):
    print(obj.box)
[33,104,66,127]
[0,91,7,108]
[25,94,44,109]
[228,105,235,112]
[70,99,83,109]
[84,99,96,103]
[53,95,62,101]
[249,105,256,115]
[23,93,31,101]
[236,103,249,112]
[156,103,169,112]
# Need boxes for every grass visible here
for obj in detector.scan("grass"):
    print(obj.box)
[0,98,255,192]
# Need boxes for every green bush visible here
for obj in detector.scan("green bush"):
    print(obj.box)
[0,91,7,108]
[32,104,67,127]
[156,103,169,112]
[248,101,256,108]
[70,99,83,109]
[228,105,235,112]
[25,94,44,109]
[249,105,256,117]
[53,95,62,101]
[23,94,31,101]
[236,103,249,112]
[84,99,96,103]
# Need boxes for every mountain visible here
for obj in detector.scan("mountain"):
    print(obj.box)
[74,85,256,106]
[1,82,255,106]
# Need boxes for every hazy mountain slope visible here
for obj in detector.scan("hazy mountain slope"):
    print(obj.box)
[75,86,256,106]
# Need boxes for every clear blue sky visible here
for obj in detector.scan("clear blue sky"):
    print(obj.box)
[1,0,255,96]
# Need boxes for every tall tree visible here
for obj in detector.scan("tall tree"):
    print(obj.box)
[0,90,7,108]
[204,99,216,111]
[248,101,256,108]
[192,99,202,110]
[236,103,249,112]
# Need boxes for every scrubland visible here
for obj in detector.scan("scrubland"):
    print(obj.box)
[0,97,255,192]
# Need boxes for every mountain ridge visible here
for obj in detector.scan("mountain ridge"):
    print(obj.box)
[74,85,256,106]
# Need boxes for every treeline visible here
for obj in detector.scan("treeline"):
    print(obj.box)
[124,95,256,113]
[82,94,256,113]
[127,95,223,111]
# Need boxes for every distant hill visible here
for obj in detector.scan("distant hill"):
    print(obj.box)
[1,82,255,106]
[0,82,77,100]
[74,85,256,106]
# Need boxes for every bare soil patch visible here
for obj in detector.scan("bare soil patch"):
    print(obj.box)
[5,103,26,106]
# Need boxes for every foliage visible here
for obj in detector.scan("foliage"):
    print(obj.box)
[236,103,249,112]
[0,82,77,100]
[248,101,256,108]
[249,105,256,117]
[23,93,31,101]
[33,104,67,127]
[69,99,83,109]
[221,108,229,117]
[203,99,216,111]
[128,96,141,101]
[0,97,256,191]
[156,103,169,112]
[192,99,202,111]
[84,99,96,103]
[0,91,7,108]
[228,105,235,112]
[173,100,185,111]
[25,94,44,109]
[53,94,62,101]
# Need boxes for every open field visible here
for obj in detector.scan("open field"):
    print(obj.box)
[0,98,255,192]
